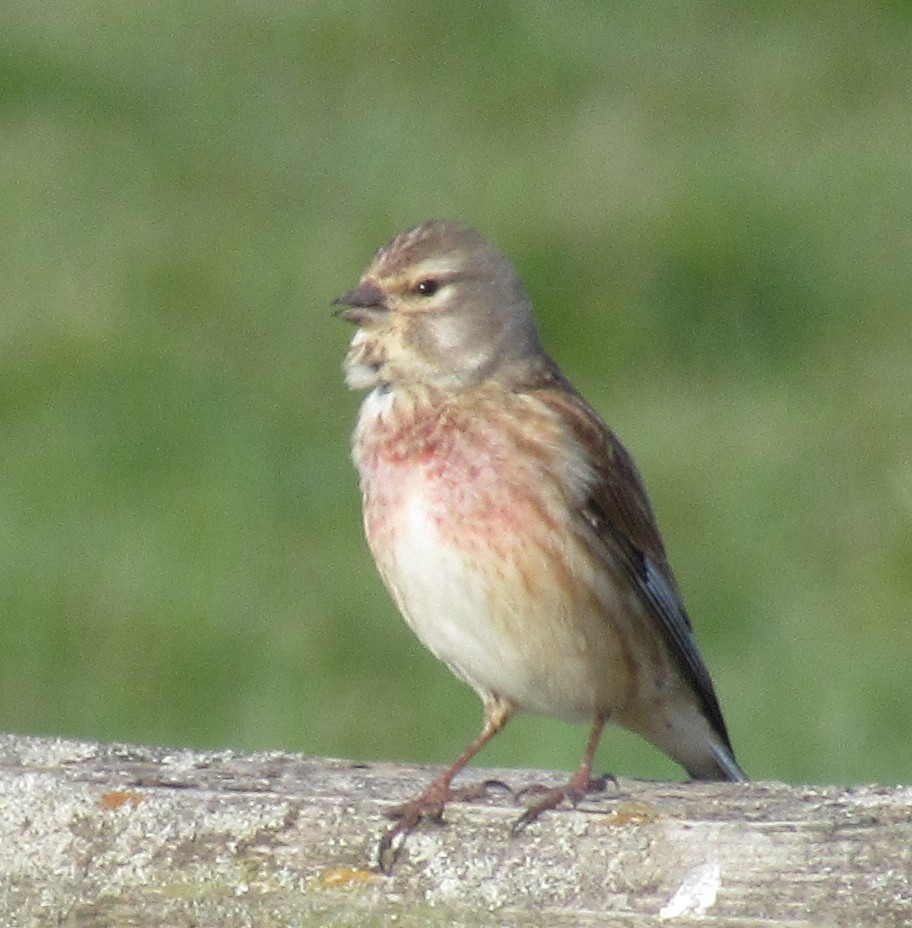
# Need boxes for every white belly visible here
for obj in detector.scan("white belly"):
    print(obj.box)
[372,483,628,722]
[385,489,516,697]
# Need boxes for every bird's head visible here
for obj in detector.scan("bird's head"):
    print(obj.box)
[334,221,544,391]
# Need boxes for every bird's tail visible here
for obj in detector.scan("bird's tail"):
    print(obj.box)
[687,740,748,782]
[707,742,748,782]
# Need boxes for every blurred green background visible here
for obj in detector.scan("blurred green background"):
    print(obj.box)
[2,1,910,786]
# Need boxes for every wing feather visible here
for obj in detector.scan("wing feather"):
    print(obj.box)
[531,379,736,755]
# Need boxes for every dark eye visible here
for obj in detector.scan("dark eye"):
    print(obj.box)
[415,278,439,297]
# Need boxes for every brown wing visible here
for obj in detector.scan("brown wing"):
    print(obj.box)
[532,377,736,755]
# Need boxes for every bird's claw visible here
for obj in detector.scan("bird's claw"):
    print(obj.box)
[512,772,616,834]
[376,778,514,873]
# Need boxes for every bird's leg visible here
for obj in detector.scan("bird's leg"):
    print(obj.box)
[377,696,514,872]
[512,714,612,833]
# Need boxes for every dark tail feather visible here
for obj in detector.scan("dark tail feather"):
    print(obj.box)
[695,743,748,782]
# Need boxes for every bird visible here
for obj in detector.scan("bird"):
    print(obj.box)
[333,220,746,867]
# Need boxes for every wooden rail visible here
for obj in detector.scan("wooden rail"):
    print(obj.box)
[0,735,908,926]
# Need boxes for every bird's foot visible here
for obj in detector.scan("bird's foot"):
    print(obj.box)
[512,771,616,834]
[377,778,511,872]
[384,777,511,819]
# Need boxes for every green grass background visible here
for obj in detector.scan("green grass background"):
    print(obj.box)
[2,1,910,786]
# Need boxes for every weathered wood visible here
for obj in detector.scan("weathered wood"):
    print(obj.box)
[0,734,908,927]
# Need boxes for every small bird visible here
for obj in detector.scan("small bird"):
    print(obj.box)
[334,221,746,865]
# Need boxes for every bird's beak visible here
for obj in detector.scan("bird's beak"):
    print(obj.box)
[332,281,388,325]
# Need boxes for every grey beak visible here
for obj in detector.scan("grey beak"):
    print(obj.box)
[332,282,387,324]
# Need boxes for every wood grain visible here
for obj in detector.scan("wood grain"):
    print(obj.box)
[0,735,908,926]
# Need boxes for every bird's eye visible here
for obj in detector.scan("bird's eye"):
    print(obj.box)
[415,278,439,297]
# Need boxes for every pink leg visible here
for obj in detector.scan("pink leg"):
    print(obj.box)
[377,696,514,871]
[513,715,611,833]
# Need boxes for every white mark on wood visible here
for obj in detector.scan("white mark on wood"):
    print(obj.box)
[659,863,721,919]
